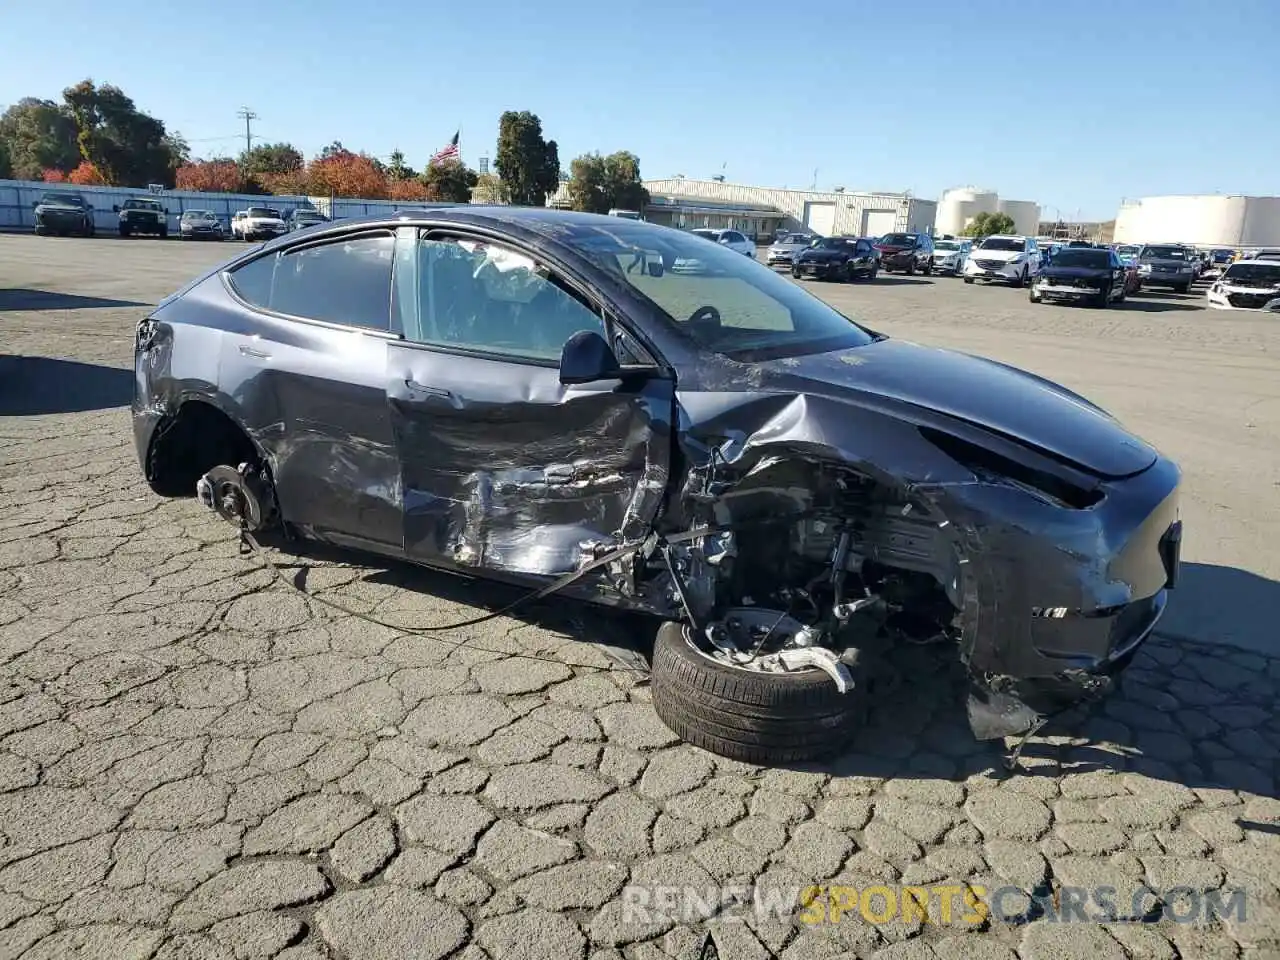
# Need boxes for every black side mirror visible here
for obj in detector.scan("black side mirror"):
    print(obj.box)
[112,204,120,212]
[560,330,621,385]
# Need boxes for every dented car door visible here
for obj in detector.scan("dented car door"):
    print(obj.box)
[387,232,674,578]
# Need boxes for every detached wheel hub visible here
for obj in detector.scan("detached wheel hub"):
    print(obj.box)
[196,463,275,532]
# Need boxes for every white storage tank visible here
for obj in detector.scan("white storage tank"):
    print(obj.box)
[996,199,1041,238]
[1111,195,1275,246]
[936,187,997,236]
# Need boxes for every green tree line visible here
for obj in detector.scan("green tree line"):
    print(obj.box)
[1,83,649,213]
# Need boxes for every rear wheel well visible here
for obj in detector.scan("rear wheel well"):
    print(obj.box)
[146,400,260,497]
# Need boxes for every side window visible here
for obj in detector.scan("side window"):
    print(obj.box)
[228,232,395,331]
[414,236,604,361]
[725,231,744,244]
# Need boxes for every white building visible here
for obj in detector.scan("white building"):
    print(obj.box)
[935,187,1042,237]
[1113,195,1280,247]
[636,178,938,240]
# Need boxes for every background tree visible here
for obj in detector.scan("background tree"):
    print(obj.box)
[386,149,414,182]
[470,172,509,205]
[567,150,649,214]
[41,168,68,183]
[163,132,190,172]
[422,159,478,203]
[494,111,559,206]
[0,137,11,179]
[962,211,1017,237]
[61,80,174,186]
[387,178,430,201]
[67,161,106,185]
[240,142,303,178]
[318,141,348,161]
[174,159,244,193]
[0,98,80,180]
[308,149,389,199]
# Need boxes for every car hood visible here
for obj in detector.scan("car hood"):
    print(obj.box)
[971,248,1024,262]
[749,339,1158,479]
[796,248,844,261]
[1042,265,1109,281]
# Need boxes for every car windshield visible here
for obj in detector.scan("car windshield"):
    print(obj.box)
[1050,249,1110,268]
[41,193,83,206]
[182,210,213,220]
[934,241,961,251]
[1116,245,1141,256]
[778,234,811,244]
[979,237,1025,252]
[691,229,718,240]
[1141,245,1185,260]
[812,237,855,249]
[247,207,280,218]
[1224,263,1280,283]
[560,220,879,362]
[296,211,325,219]
[878,234,916,246]
[124,199,162,210]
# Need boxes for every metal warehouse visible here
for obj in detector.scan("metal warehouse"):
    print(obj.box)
[1113,195,1280,247]
[638,178,938,240]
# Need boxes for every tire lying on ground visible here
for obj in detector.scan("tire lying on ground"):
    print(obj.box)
[650,620,865,764]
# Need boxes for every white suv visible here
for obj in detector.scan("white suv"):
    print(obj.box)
[963,234,1041,287]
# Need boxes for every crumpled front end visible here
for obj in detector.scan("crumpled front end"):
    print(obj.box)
[645,387,1182,741]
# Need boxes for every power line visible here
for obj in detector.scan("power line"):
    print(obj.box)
[236,107,258,156]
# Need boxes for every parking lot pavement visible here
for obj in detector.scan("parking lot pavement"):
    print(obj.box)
[2,234,1279,959]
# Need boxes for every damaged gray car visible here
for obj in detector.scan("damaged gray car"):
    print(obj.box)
[133,208,1183,764]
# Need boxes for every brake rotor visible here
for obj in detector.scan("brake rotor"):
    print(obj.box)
[200,464,273,532]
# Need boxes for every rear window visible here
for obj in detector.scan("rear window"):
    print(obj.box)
[228,231,395,331]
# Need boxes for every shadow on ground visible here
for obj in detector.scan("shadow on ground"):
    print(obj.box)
[245,526,1280,800]
[0,355,134,414]
[0,288,148,311]
[1161,561,1280,658]
[1113,299,1205,313]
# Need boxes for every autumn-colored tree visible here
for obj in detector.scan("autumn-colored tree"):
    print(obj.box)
[387,178,430,201]
[256,169,311,196]
[175,159,244,193]
[67,160,106,185]
[42,167,68,182]
[307,149,388,199]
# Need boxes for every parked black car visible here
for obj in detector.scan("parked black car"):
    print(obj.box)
[790,236,879,281]
[1029,247,1129,307]
[285,208,331,232]
[179,210,226,241]
[115,197,170,238]
[32,191,95,237]
[133,208,1181,763]
[873,232,934,274]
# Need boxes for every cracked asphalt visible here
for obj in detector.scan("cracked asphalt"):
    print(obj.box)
[1,234,1279,960]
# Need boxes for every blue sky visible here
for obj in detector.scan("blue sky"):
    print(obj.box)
[2,0,1275,220]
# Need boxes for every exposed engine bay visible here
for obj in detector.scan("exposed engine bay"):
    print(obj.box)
[650,457,964,691]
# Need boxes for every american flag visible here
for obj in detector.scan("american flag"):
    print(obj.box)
[428,132,460,166]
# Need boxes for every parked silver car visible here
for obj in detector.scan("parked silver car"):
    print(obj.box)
[931,238,972,276]
[767,232,816,269]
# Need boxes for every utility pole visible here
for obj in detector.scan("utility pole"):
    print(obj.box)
[236,107,258,156]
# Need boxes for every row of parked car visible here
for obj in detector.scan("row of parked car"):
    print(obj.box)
[28,190,332,242]
[764,229,1280,311]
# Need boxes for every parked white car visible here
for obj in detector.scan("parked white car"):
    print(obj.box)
[962,235,1042,287]
[931,238,972,276]
[1206,259,1280,311]
[231,206,288,242]
[690,228,756,257]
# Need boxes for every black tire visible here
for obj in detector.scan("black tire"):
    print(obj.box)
[905,260,915,276]
[119,225,130,237]
[1012,267,1028,288]
[649,621,864,764]
[963,277,975,284]
[34,225,46,236]
[159,226,168,239]
[1176,283,1190,294]
[791,267,801,279]
[869,264,879,280]
[1029,286,1041,303]
[844,262,856,283]
[921,260,932,276]
[1094,289,1109,309]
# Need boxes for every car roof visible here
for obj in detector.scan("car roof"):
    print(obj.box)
[984,234,1028,240]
